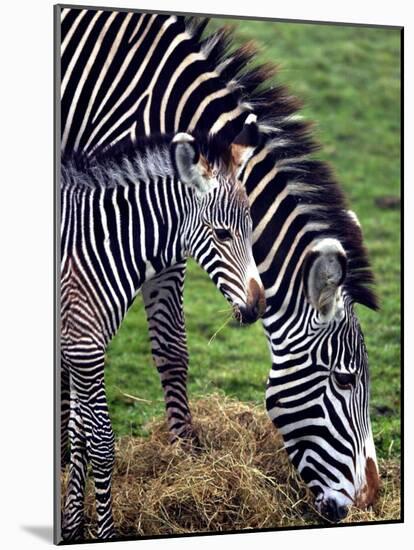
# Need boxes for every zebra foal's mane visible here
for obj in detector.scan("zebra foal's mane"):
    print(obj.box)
[62,135,174,189]
[61,131,241,191]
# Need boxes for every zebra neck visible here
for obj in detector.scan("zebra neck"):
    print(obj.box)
[264,287,312,355]
[264,285,348,382]
[108,177,188,277]
[61,176,190,314]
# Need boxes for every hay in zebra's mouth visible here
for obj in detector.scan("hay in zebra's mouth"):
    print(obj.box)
[63,394,401,539]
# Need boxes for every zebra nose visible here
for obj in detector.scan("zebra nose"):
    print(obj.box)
[321,499,349,523]
[239,304,260,324]
[239,279,266,324]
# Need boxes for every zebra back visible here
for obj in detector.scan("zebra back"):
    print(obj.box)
[61,8,261,156]
[61,7,377,311]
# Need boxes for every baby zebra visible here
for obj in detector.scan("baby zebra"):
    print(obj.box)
[60,124,265,540]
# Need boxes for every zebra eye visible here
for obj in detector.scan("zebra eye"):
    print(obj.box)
[333,371,356,389]
[214,228,233,242]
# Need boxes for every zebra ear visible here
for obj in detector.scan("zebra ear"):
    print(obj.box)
[347,209,361,228]
[302,238,348,321]
[172,133,212,195]
[231,114,260,170]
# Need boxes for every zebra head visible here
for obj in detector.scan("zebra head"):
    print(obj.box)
[172,119,265,325]
[266,236,379,522]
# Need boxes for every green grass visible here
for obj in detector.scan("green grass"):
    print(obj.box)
[105,19,401,460]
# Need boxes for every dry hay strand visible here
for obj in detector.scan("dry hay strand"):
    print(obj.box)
[61,394,401,539]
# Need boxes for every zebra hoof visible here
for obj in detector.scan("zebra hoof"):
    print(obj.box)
[172,426,202,452]
[61,520,85,542]
[186,433,203,454]
[60,447,70,470]
[97,525,116,540]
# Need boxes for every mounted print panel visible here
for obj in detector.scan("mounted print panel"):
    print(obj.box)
[55,4,402,544]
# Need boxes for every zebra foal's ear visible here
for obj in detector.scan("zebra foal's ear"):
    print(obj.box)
[302,238,348,321]
[231,114,260,171]
[171,133,212,196]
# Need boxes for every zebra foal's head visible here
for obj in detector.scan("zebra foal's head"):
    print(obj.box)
[173,116,265,324]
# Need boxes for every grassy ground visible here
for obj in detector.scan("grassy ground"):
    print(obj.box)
[104,19,401,461]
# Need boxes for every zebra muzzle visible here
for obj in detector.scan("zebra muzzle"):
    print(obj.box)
[355,457,381,508]
[320,498,349,523]
[237,279,266,324]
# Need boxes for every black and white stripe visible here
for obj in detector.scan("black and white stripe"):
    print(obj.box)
[61,9,247,156]
[59,6,380,532]
[60,133,263,539]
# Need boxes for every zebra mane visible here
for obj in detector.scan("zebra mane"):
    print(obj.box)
[61,144,173,189]
[60,10,377,310]
[183,17,378,310]
[61,132,237,190]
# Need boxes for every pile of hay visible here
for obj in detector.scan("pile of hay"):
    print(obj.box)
[62,394,401,539]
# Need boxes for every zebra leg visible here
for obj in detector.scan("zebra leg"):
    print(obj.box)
[61,362,70,469]
[63,350,116,540]
[142,262,198,445]
[61,387,88,540]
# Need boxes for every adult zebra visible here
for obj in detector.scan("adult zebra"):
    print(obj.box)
[59,7,380,529]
